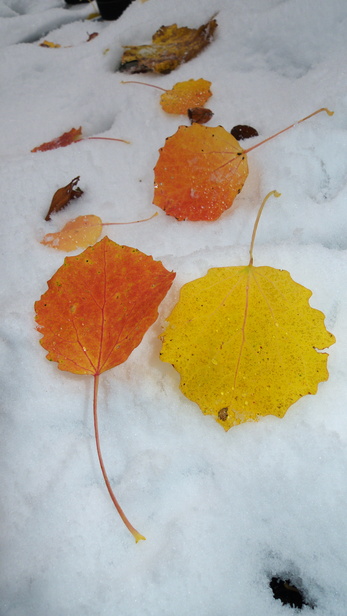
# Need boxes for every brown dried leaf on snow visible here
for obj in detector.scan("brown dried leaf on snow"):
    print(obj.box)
[119,17,217,74]
[45,176,83,221]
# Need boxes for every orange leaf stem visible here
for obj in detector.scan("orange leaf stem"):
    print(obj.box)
[249,190,281,265]
[121,80,167,92]
[244,107,334,155]
[93,374,146,542]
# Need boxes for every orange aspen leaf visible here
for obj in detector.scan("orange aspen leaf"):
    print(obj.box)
[122,78,212,115]
[153,107,333,221]
[41,212,158,251]
[160,191,335,430]
[119,17,217,74]
[35,236,176,540]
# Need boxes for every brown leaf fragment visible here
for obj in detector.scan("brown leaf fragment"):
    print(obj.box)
[119,17,218,74]
[188,107,214,124]
[86,32,99,42]
[45,176,83,221]
[230,125,259,141]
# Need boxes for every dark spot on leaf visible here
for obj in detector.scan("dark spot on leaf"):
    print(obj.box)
[218,407,228,421]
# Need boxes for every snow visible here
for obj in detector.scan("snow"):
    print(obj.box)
[1,0,347,614]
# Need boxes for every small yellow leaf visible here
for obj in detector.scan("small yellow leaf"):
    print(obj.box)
[39,40,61,48]
[160,79,212,114]
[160,264,335,430]
[41,215,102,251]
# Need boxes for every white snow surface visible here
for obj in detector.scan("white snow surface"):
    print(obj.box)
[1,0,347,614]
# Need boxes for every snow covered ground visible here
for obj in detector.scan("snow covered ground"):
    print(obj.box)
[1,0,347,614]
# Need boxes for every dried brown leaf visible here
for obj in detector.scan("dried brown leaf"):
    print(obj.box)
[45,176,83,221]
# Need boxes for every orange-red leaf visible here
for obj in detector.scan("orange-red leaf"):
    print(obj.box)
[44,176,83,221]
[153,124,248,221]
[41,215,102,251]
[160,79,212,114]
[31,127,83,152]
[35,237,175,376]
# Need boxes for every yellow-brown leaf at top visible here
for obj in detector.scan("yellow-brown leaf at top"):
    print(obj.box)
[153,124,248,221]
[119,18,217,74]
[35,236,176,376]
[41,215,103,251]
[160,79,212,114]
[160,265,335,430]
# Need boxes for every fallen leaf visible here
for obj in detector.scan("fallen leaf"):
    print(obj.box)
[188,107,214,124]
[160,79,212,114]
[31,127,83,152]
[160,191,335,430]
[39,40,61,48]
[153,108,333,221]
[44,176,83,221]
[154,124,248,221]
[41,215,102,250]
[35,236,175,539]
[119,17,217,74]
[86,32,99,42]
[122,78,213,115]
[230,124,259,140]
[41,212,157,251]
[31,128,130,153]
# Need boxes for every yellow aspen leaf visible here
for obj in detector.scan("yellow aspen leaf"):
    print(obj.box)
[160,79,212,114]
[119,18,217,74]
[160,192,335,430]
[122,78,212,115]
[41,215,103,251]
[39,40,61,48]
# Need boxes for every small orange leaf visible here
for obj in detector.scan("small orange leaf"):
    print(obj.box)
[153,124,248,221]
[119,18,217,74]
[41,215,102,251]
[44,176,83,221]
[41,212,158,252]
[160,79,212,114]
[31,127,83,152]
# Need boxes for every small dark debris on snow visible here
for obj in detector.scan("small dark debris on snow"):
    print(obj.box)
[270,576,315,609]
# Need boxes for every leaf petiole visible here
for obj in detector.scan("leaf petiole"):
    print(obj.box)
[93,374,146,542]
[244,108,334,155]
[249,190,281,265]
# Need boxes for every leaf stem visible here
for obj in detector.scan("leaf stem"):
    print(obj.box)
[244,108,334,155]
[121,80,167,92]
[88,137,131,144]
[93,374,146,542]
[249,190,281,265]
[102,212,158,226]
